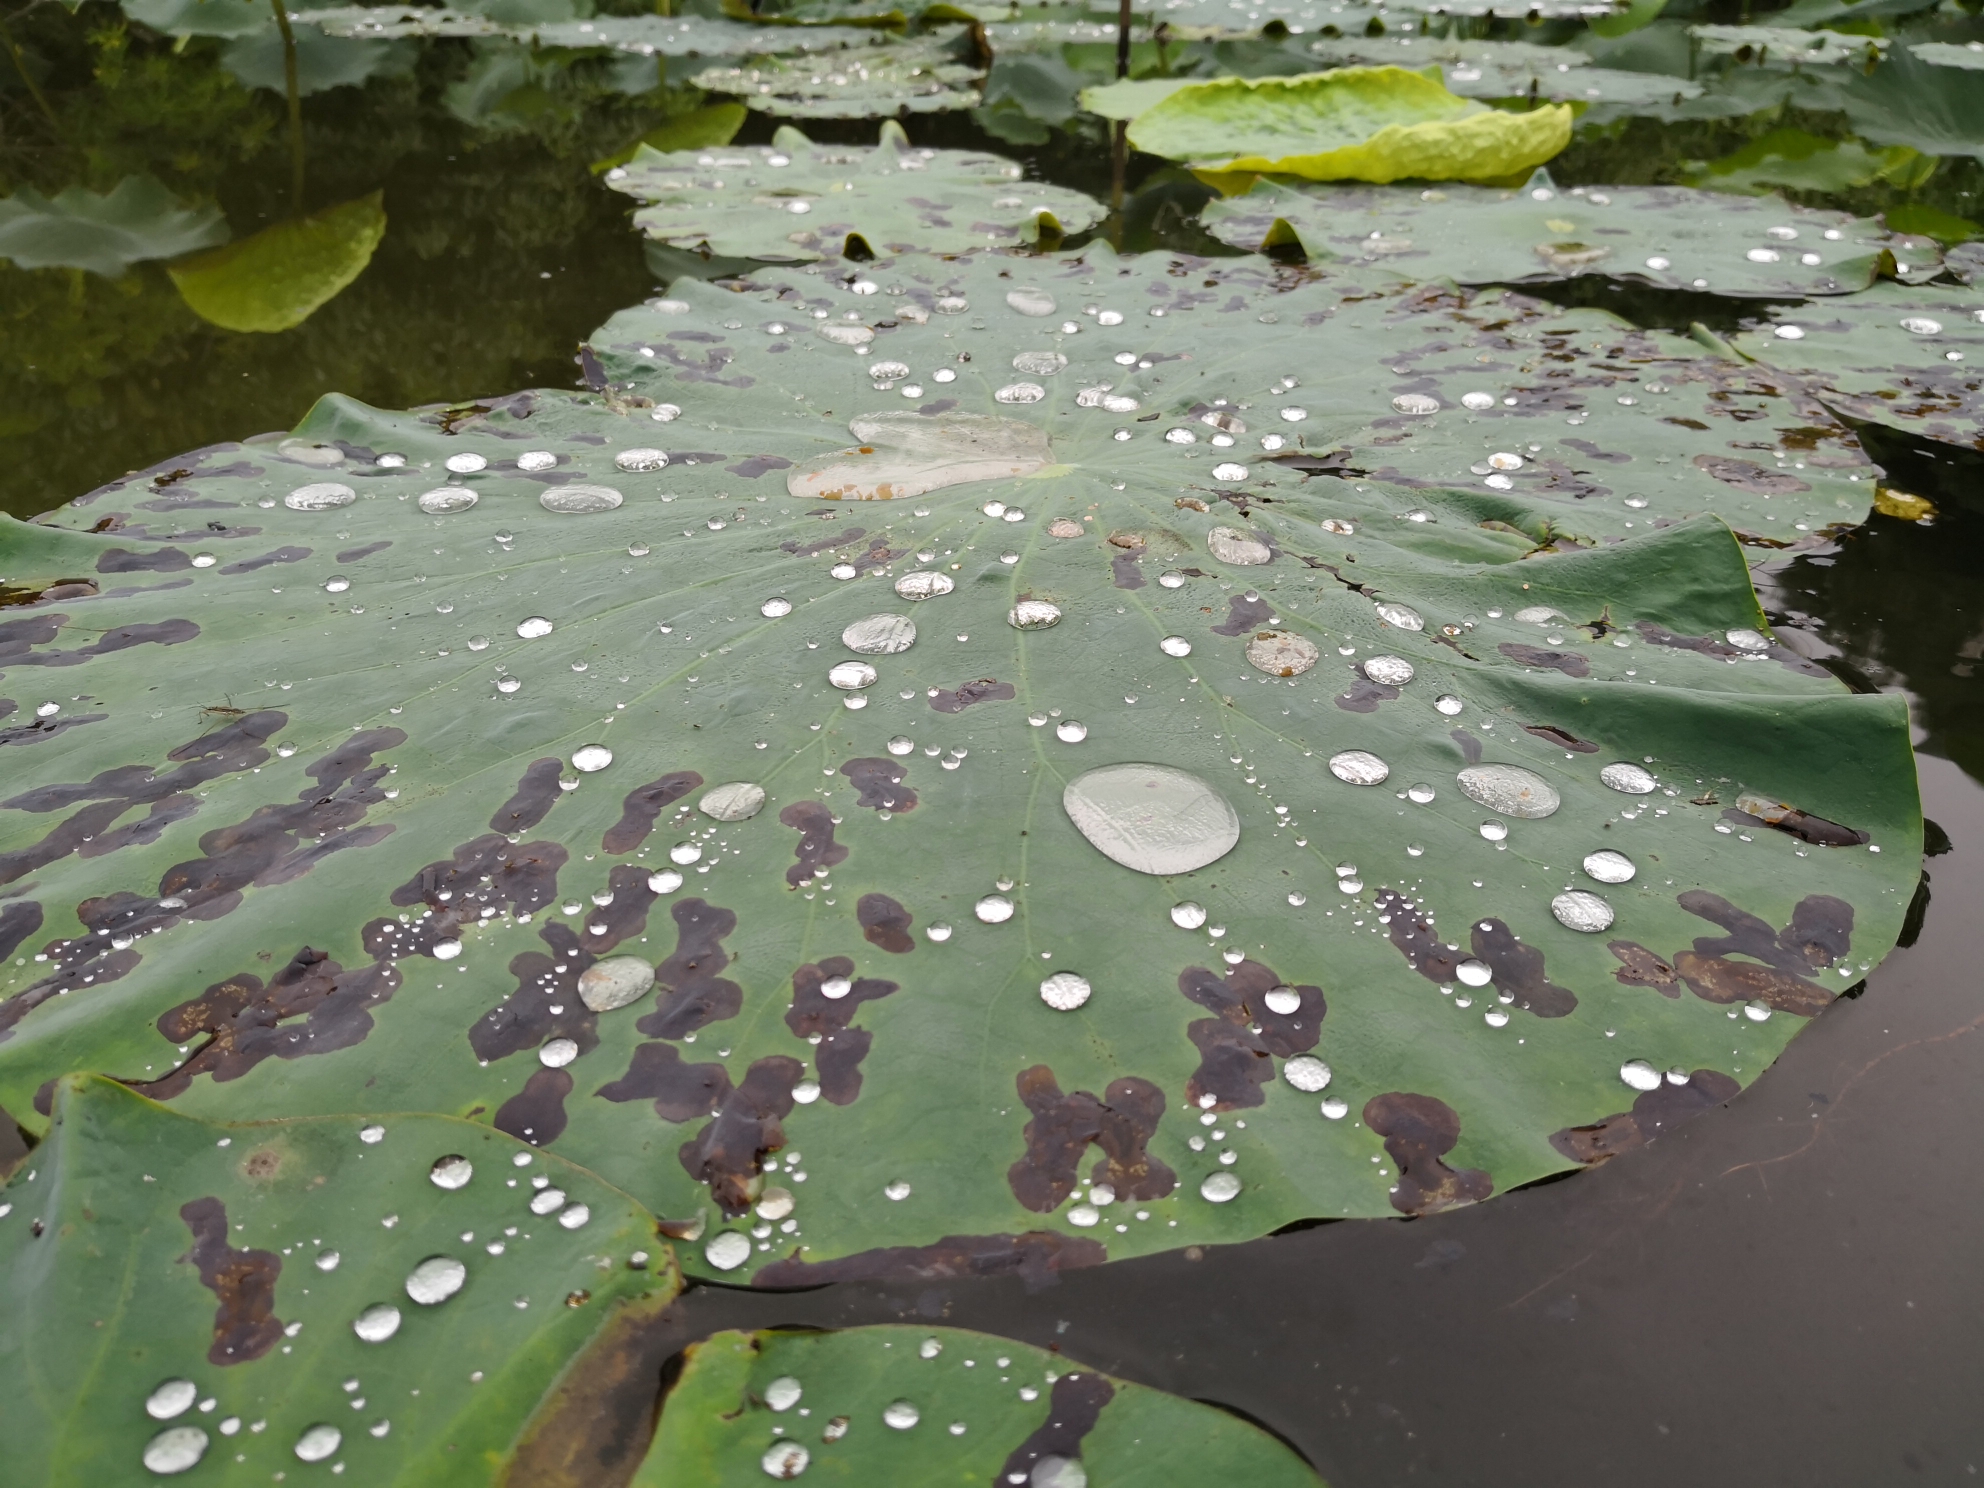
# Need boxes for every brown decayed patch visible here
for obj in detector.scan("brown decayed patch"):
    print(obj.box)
[929,678,1015,713]
[491,758,566,835]
[1468,918,1577,1017]
[781,527,864,559]
[0,711,108,747]
[1363,1092,1494,1216]
[495,1068,575,1146]
[784,956,897,1105]
[1608,941,1680,996]
[779,801,846,888]
[5,617,200,669]
[1721,802,1868,848]
[1522,724,1598,752]
[95,547,191,573]
[1335,677,1399,712]
[0,901,43,962]
[1210,594,1273,636]
[856,892,914,953]
[1178,959,1327,1109]
[1497,642,1590,677]
[752,1230,1107,1289]
[1008,1065,1176,1211]
[840,758,916,813]
[996,1372,1116,1486]
[602,771,704,854]
[178,1196,284,1365]
[218,546,311,575]
[1693,453,1809,494]
[1673,953,1837,1016]
[1636,890,1854,1016]
[1635,619,1829,680]
[678,1056,804,1217]
[1108,532,1147,590]
[335,541,391,564]
[595,1041,733,1121]
[636,898,743,1040]
[1549,1069,1741,1165]
[369,836,568,962]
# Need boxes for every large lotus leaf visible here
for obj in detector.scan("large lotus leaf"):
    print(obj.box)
[1910,41,1984,72]
[1116,67,1574,182]
[293,5,525,38]
[0,243,1917,1292]
[222,22,418,95]
[692,33,986,118]
[295,5,889,55]
[636,1326,1322,1485]
[1733,284,1984,453]
[1687,24,1888,68]
[121,0,270,37]
[1201,172,1903,297]
[0,1076,677,1482]
[1836,46,1984,164]
[1687,126,1929,196]
[168,192,387,334]
[0,176,229,279]
[605,123,1100,261]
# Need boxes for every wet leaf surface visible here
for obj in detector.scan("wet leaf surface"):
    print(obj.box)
[691,33,988,120]
[0,176,230,278]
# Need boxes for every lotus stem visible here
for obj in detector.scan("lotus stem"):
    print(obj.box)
[268,0,304,212]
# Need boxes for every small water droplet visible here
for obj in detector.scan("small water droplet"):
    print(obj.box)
[359,1124,386,1144]
[975,894,1015,924]
[405,1255,467,1306]
[699,782,766,822]
[828,661,877,691]
[1551,890,1615,933]
[1207,526,1272,566]
[418,487,478,515]
[705,1232,752,1271]
[1170,902,1208,929]
[1480,820,1509,842]
[1434,694,1463,716]
[926,922,953,942]
[1619,1058,1662,1092]
[1392,393,1440,415]
[1201,1171,1242,1202]
[1362,655,1413,686]
[793,1079,822,1103]
[761,597,793,618]
[1009,600,1062,630]
[1900,317,1943,336]
[1329,751,1390,786]
[1055,720,1088,743]
[539,1038,578,1069]
[1461,391,1495,410]
[316,1249,340,1271]
[648,869,684,894]
[1743,999,1772,1022]
[883,1400,921,1430]
[352,1305,401,1343]
[895,571,954,601]
[1283,1054,1330,1092]
[1245,631,1318,677]
[143,1426,209,1475]
[1406,782,1436,804]
[1264,985,1302,1015]
[1456,959,1493,988]
[569,745,612,774]
[430,1155,473,1190]
[1600,762,1657,795]
[614,448,669,473]
[1039,972,1092,1011]
[1583,849,1636,884]
[761,1441,809,1478]
[147,1379,199,1420]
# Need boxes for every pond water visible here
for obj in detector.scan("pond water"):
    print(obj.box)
[5,1,1984,1480]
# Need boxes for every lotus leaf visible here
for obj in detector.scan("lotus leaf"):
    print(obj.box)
[606,122,1100,261]
[0,238,1917,1292]
[1688,24,1888,68]
[0,176,229,279]
[637,1325,1323,1484]
[1117,67,1574,182]
[168,192,387,333]
[1293,41,1703,114]
[1910,41,1984,72]
[222,23,417,95]
[296,5,890,56]
[1201,172,1904,297]
[692,32,986,118]
[1688,127,1930,196]
[121,0,270,37]
[0,1076,677,1482]
[1836,47,1984,164]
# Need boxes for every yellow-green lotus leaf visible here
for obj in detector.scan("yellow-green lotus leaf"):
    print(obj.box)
[168,191,386,334]
[1123,66,1573,183]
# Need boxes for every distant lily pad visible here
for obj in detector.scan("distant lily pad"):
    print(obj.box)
[0,176,228,279]
[1688,24,1888,68]
[692,31,987,118]
[221,22,416,94]
[168,192,387,334]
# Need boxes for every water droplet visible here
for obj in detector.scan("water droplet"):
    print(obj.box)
[926,923,953,942]
[1457,764,1560,818]
[1375,603,1426,633]
[1055,720,1088,743]
[842,614,916,654]
[1040,972,1092,1011]
[1283,1054,1331,1091]
[760,1375,804,1413]
[353,1304,401,1343]
[1201,1171,1241,1202]
[1392,393,1440,415]
[147,1379,199,1420]
[1062,764,1240,875]
[996,382,1046,404]
[1743,999,1773,1022]
[1461,391,1495,410]
[819,975,854,1001]
[1724,628,1770,652]
[294,1424,342,1463]
[762,1441,810,1478]
[760,597,793,619]
[975,894,1015,924]
[406,1255,467,1306]
[1012,350,1068,376]
[1551,890,1615,933]
[1337,876,1364,895]
[883,1179,913,1202]
[1009,600,1062,630]
[418,487,478,515]
[1600,762,1656,794]
[1456,959,1493,988]
[895,571,954,601]
[529,1186,568,1215]
[1169,902,1209,931]
[1211,462,1250,482]
[615,448,669,473]
[443,452,487,475]
[1900,317,1943,336]
[699,782,766,822]
[828,661,877,691]
[793,1079,822,1104]
[563,747,611,778]
[669,842,702,866]
[705,1231,752,1271]
[648,869,683,894]
[316,1249,340,1271]
[1434,694,1463,717]
[1402,782,1436,806]
[513,616,554,641]
[359,1124,386,1144]
[830,563,858,581]
[1479,820,1509,842]
[1264,985,1302,1015]
[516,450,557,473]
[1320,1096,1349,1119]
[1329,751,1390,786]
[1620,1058,1662,1092]
[1006,287,1056,317]
[1583,849,1636,884]
[1157,636,1193,659]
[143,1426,209,1475]
[1484,1009,1511,1028]
[430,1155,473,1190]
[1068,1203,1100,1226]
[541,484,624,514]
[1362,655,1413,686]
[883,1400,921,1429]
[540,1038,579,1068]
[1245,631,1319,677]
[577,956,655,1012]
[1207,527,1272,566]
[285,482,355,511]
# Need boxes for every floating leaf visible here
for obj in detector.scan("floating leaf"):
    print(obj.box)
[636,1325,1323,1484]
[1109,66,1574,182]
[168,192,387,334]
[596,103,751,175]
[0,176,229,279]
[0,238,1915,1290]
[121,0,270,38]
[222,22,417,95]
[296,4,889,56]
[692,31,987,118]
[1686,126,1930,196]
[606,124,1099,261]
[1202,172,1903,297]
[0,1076,676,1481]
[1836,46,1984,164]
[1909,41,1984,72]
[1688,24,1889,68]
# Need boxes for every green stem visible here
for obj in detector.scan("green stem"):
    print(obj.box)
[0,13,64,141]
[268,0,304,212]
[1116,0,1130,77]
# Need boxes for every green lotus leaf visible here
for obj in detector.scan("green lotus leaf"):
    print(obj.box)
[293,5,530,38]
[1836,46,1984,164]
[0,238,1917,1293]
[0,176,230,279]
[1115,67,1574,182]
[168,192,387,334]
[1733,283,1984,452]
[222,23,418,95]
[606,123,1100,261]
[1688,24,1887,68]
[0,1075,677,1482]
[1910,41,1984,72]
[636,1325,1323,1485]
[121,0,270,38]
[691,32,986,119]
[1687,126,1930,197]
[1201,171,1903,297]
[295,5,890,56]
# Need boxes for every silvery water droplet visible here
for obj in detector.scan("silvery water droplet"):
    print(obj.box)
[828,661,877,691]
[143,1426,209,1475]
[821,976,853,1000]
[758,1187,795,1220]
[406,1255,467,1306]
[762,1441,810,1478]
[1321,1096,1349,1118]
[294,1424,341,1463]
[430,1155,473,1190]
[1246,631,1318,677]
[530,1187,567,1215]
[1159,636,1192,657]
[1725,628,1769,652]
[1009,599,1062,630]
[895,571,954,601]
[648,870,683,893]
[444,452,487,474]
[761,597,793,618]
[975,894,1015,924]
[936,295,969,314]
[1012,350,1067,376]
[1374,602,1424,631]
[353,1304,401,1343]
[316,1249,340,1271]
[699,782,766,822]
[1006,287,1056,316]
[557,1203,590,1230]
[1362,655,1414,686]
[1264,985,1302,1015]
[1601,762,1656,794]
[1392,393,1440,415]
[1583,849,1635,884]
[1062,764,1240,875]
[1434,694,1463,716]
[419,487,478,515]
[1484,1009,1511,1028]
[285,482,355,511]
[1479,820,1509,842]
[1207,526,1272,566]
[540,485,623,514]
[885,736,916,757]
[1457,764,1560,818]
[1158,571,1187,589]
[926,923,953,942]
[670,842,702,865]
[567,747,611,776]
[1201,1171,1241,1202]
[1900,317,1943,336]
[1406,782,1436,804]
[1211,462,1249,482]
[1620,1058,1662,1092]
[1457,959,1493,987]
[1055,720,1088,743]
[705,1232,752,1271]
[1040,972,1092,1011]
[516,616,554,639]
[1551,890,1615,933]
[516,450,557,472]
[615,448,669,473]
[793,1079,822,1103]
[1487,452,1524,472]
[1165,427,1198,445]
[1170,902,1208,930]
[996,383,1046,404]
[360,1124,386,1143]
[831,563,857,580]
[1744,999,1772,1022]
[1462,391,1495,410]
[147,1379,199,1420]
[1283,1054,1331,1092]
[765,1376,804,1412]
[578,956,654,1012]
[540,1038,578,1068]
[467,634,489,651]
[1329,751,1390,786]
[843,614,916,654]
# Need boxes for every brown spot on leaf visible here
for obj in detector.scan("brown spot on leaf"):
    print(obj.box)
[679,1056,804,1217]
[335,541,391,564]
[95,547,191,573]
[1724,800,1868,848]
[1108,533,1147,589]
[1336,677,1399,712]
[930,678,1015,713]
[1211,594,1273,636]
[841,758,916,813]
[1498,642,1590,677]
[1673,953,1836,1016]
[496,1068,574,1146]
[596,1041,733,1121]
[996,1372,1115,1486]
[1608,941,1680,996]
[857,892,914,952]
[784,956,897,1104]
[1522,724,1598,752]
[1363,1093,1493,1216]
[752,1230,1105,1290]
[636,899,742,1040]
[0,901,43,962]
[1178,959,1326,1109]
[7,618,200,668]
[779,801,846,888]
[1694,454,1810,494]
[218,546,311,575]
[491,758,565,834]
[603,771,703,854]
[1451,729,1483,765]
[179,1196,283,1365]
[1468,919,1577,1017]
[1007,1065,1176,1211]
[781,527,864,559]
[1549,1069,1741,1165]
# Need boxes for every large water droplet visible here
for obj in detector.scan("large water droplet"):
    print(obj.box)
[1392,393,1440,415]
[295,1425,342,1463]
[1328,751,1390,786]
[1171,901,1208,929]
[1212,462,1250,482]
[1062,764,1240,876]
[615,448,669,473]
[762,1441,810,1478]
[1362,655,1414,686]
[418,488,478,515]
[1600,762,1656,794]
[1407,782,1436,804]
[705,1232,752,1271]
[886,736,914,756]
[516,616,554,639]
[1374,602,1424,631]
[883,1400,921,1430]
[406,1255,467,1306]
[1619,1058,1662,1092]
[1245,631,1318,677]
[1461,391,1495,410]
[828,661,877,691]
[352,1305,401,1343]
[1264,985,1302,1015]
[1159,636,1192,657]
[1201,1171,1241,1202]
[1582,849,1636,884]
[143,1427,210,1475]
[1040,972,1092,1011]
[540,485,624,514]
[529,1186,568,1215]
[1207,527,1272,566]
[577,956,655,1012]
[558,1204,590,1230]
[285,482,356,511]
[975,894,1015,923]
[699,782,766,822]
[1006,287,1056,317]
[648,869,683,894]
[1457,764,1560,818]
[842,614,916,654]
[1009,599,1062,630]
[429,1154,473,1190]
[895,571,955,601]
[1034,1456,1088,1488]
[1900,317,1943,336]
[146,1379,198,1420]
[764,1376,804,1413]
[1012,350,1068,376]
[1479,820,1509,842]
[1434,694,1463,716]
[761,597,793,618]
[1744,999,1772,1022]
[540,1038,579,1068]
[517,450,557,472]
[1457,959,1493,987]
[996,382,1046,404]
[1055,720,1088,743]
[670,842,702,865]
[1283,1055,1331,1092]
[1551,890,1615,933]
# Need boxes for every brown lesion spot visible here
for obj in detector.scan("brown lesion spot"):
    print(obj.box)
[779,801,846,888]
[678,1055,804,1217]
[179,1196,283,1365]
[596,1042,733,1121]
[1007,1065,1176,1212]
[784,956,897,1105]
[1376,889,1575,1017]
[1609,891,1851,1017]
[1172,957,1328,1113]
[1363,1092,1493,1216]
[1498,642,1590,677]
[495,1067,575,1146]
[1211,594,1273,636]
[929,678,1015,713]
[996,1372,1115,1486]
[636,898,743,1040]
[1550,1069,1740,1165]
[490,757,565,835]
[602,771,704,854]
[856,892,914,953]
[752,1230,1106,1290]
[840,758,916,813]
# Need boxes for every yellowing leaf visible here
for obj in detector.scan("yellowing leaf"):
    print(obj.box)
[167,192,386,334]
